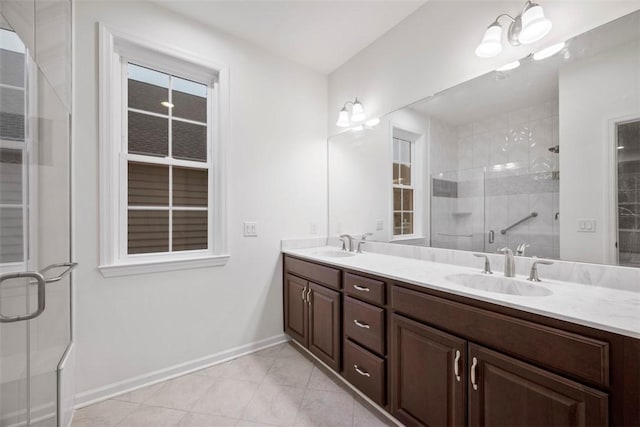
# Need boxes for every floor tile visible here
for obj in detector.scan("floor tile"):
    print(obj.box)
[72,400,139,427]
[293,389,354,427]
[220,354,275,383]
[279,343,305,359]
[235,421,281,427]
[177,412,237,427]
[191,378,258,418]
[116,405,186,427]
[306,365,346,393]
[112,383,164,403]
[353,398,395,427]
[264,355,313,388]
[144,374,215,411]
[252,342,287,358]
[241,381,304,426]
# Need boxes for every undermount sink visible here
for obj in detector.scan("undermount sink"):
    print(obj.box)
[445,273,553,297]
[312,250,356,258]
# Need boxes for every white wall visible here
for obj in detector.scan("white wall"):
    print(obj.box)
[328,1,640,136]
[559,40,640,264]
[74,1,327,401]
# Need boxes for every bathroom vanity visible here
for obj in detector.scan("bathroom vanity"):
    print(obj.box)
[282,249,640,427]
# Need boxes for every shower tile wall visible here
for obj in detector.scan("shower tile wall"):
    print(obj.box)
[457,101,560,258]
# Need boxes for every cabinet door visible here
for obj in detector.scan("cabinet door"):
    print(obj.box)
[308,282,341,370]
[284,274,308,347]
[469,344,608,427]
[390,314,466,427]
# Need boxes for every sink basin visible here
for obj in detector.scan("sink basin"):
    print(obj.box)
[312,250,356,258]
[445,273,553,297]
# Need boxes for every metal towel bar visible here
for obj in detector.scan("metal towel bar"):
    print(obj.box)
[500,212,538,235]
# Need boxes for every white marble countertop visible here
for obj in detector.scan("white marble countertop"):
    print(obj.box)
[283,246,640,339]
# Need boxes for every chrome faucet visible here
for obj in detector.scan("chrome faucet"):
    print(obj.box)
[516,243,530,256]
[473,253,493,274]
[339,234,354,252]
[528,259,554,282]
[498,247,516,277]
[356,232,373,253]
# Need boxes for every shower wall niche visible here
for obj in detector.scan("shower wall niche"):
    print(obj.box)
[430,100,560,259]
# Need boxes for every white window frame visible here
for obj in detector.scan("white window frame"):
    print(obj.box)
[97,24,229,277]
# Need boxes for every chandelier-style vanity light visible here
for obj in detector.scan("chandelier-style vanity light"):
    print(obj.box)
[336,97,366,127]
[475,1,552,58]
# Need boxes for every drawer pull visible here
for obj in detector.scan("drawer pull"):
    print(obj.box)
[353,285,370,292]
[454,350,461,382]
[353,320,370,329]
[471,357,478,390]
[354,364,371,377]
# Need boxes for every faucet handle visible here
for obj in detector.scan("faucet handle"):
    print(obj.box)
[361,232,374,241]
[356,240,367,253]
[473,253,493,274]
[528,259,554,282]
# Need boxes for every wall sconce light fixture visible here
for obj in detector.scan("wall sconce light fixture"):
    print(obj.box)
[476,1,552,58]
[336,97,366,127]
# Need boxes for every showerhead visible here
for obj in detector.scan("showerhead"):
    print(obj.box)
[548,145,559,154]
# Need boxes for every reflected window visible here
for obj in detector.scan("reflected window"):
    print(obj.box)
[617,119,640,267]
[125,63,209,255]
[393,136,415,236]
[0,27,27,267]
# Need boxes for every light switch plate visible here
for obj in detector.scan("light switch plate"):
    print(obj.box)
[243,221,258,237]
[577,218,596,233]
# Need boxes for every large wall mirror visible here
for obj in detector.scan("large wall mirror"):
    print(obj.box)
[328,9,640,267]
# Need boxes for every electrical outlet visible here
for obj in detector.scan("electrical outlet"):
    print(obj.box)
[243,221,258,237]
[376,219,384,231]
[577,219,596,233]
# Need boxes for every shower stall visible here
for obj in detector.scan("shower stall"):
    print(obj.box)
[431,164,560,259]
[1,13,75,427]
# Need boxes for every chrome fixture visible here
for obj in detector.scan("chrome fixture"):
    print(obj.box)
[516,243,530,256]
[528,259,554,282]
[356,232,373,253]
[473,253,493,274]
[501,212,538,235]
[336,97,366,127]
[499,247,516,277]
[548,145,560,153]
[476,1,553,58]
[339,234,354,252]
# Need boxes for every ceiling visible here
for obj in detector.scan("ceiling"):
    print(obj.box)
[153,0,425,74]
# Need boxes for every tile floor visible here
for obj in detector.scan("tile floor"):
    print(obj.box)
[71,341,396,427]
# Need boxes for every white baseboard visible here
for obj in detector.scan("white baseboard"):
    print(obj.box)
[74,334,289,409]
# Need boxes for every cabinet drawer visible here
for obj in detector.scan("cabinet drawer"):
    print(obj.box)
[344,339,386,406]
[344,296,385,355]
[391,285,610,387]
[344,272,385,305]
[285,256,341,290]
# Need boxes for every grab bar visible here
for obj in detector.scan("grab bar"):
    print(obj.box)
[500,212,538,235]
[40,262,78,283]
[437,233,473,238]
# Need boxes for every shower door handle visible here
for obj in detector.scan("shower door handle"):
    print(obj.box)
[0,272,46,323]
[488,230,495,244]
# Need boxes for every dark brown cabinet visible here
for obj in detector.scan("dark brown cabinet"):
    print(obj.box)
[390,314,467,427]
[284,272,341,371]
[469,344,608,427]
[308,282,341,370]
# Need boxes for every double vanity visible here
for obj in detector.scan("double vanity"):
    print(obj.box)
[282,245,640,427]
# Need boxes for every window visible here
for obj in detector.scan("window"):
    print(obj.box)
[0,27,33,273]
[392,136,415,237]
[99,26,229,277]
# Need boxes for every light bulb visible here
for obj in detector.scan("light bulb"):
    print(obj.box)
[336,107,350,127]
[351,98,365,122]
[496,60,520,71]
[475,23,503,58]
[161,101,174,108]
[519,3,552,44]
[533,41,565,60]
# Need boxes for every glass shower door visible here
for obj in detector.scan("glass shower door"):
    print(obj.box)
[0,18,73,427]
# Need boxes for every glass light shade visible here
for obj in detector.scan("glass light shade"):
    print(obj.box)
[533,41,565,60]
[351,99,365,122]
[336,108,350,127]
[365,117,380,127]
[519,4,552,44]
[496,60,520,71]
[475,24,503,58]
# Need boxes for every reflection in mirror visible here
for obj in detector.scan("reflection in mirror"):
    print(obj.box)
[328,10,640,267]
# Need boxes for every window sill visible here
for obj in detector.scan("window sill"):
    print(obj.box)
[98,254,230,278]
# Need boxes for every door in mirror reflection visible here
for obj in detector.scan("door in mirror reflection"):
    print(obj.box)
[616,119,640,267]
